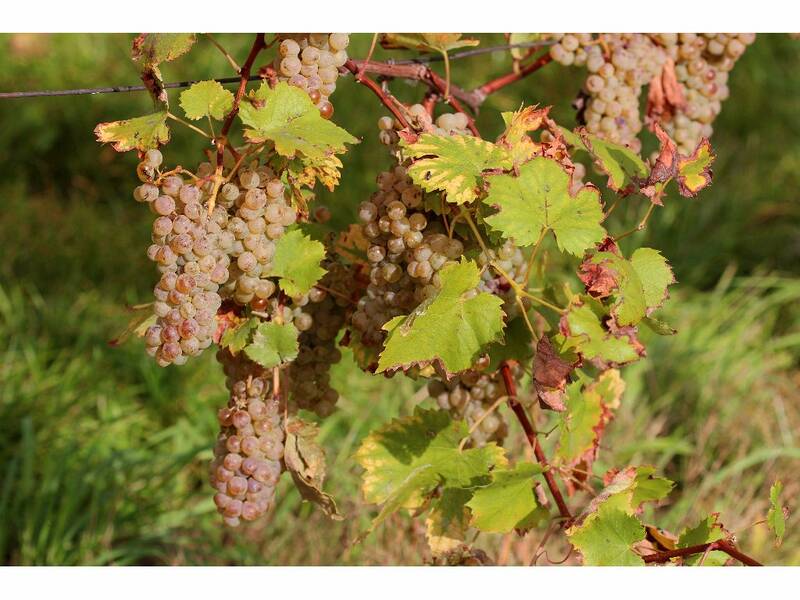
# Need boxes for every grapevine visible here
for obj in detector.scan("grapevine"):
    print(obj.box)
[87,32,788,566]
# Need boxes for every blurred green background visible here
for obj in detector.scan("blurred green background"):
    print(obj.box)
[0,33,798,566]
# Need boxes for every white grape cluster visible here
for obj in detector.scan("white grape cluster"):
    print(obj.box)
[210,351,284,527]
[215,164,298,308]
[427,365,513,446]
[659,33,755,154]
[351,112,474,351]
[548,34,668,151]
[476,240,529,319]
[289,275,348,417]
[135,150,227,366]
[275,33,350,119]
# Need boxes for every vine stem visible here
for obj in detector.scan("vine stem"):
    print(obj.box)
[641,540,763,566]
[206,33,265,213]
[499,362,572,524]
[343,59,410,129]
[475,52,553,100]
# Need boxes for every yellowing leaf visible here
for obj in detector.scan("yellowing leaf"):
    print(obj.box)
[380,33,479,53]
[425,487,472,557]
[179,80,234,121]
[403,134,512,205]
[354,408,506,532]
[578,128,648,193]
[377,260,505,375]
[677,138,715,197]
[94,111,170,152]
[497,105,547,164]
[285,416,342,520]
[238,82,357,160]
[483,157,605,255]
[132,33,196,65]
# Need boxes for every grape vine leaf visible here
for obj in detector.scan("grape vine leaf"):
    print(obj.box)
[219,316,258,354]
[292,153,345,192]
[767,480,786,547]
[179,80,234,121]
[238,82,358,160]
[285,416,342,520]
[558,301,644,367]
[377,260,505,375]
[466,462,547,533]
[577,128,649,194]
[532,334,578,411]
[380,33,480,53]
[354,408,506,512]
[482,157,606,255]
[243,321,299,368]
[568,502,646,566]
[270,229,327,296]
[678,513,729,566]
[630,248,675,312]
[497,105,548,164]
[94,112,170,152]
[402,134,512,205]
[677,138,715,197]
[132,33,196,66]
[132,34,196,108]
[425,487,473,557]
[556,369,625,467]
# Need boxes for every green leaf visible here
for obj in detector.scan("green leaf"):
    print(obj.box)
[558,303,642,366]
[285,416,342,520]
[377,259,505,375]
[179,80,234,121]
[630,466,674,508]
[642,316,677,336]
[425,487,472,557]
[483,157,605,255]
[677,138,715,197]
[243,321,299,368]
[630,248,675,313]
[132,33,196,65]
[568,502,646,566]
[402,134,512,205]
[270,229,327,296]
[678,514,728,566]
[466,462,546,533]
[354,408,506,510]
[558,126,584,149]
[238,82,357,160]
[219,317,258,354]
[94,112,169,152]
[767,480,786,547]
[578,129,648,193]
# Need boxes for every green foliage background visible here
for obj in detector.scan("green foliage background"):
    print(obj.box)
[0,33,798,565]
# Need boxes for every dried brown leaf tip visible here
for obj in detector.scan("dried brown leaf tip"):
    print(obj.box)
[533,335,576,411]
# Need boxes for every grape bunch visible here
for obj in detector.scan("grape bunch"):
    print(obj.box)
[289,271,350,417]
[215,165,297,308]
[548,33,668,151]
[427,363,518,446]
[377,104,471,153]
[275,33,350,118]
[134,150,228,366]
[659,33,755,154]
[210,350,285,527]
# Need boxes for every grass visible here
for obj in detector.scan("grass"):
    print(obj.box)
[0,33,798,565]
